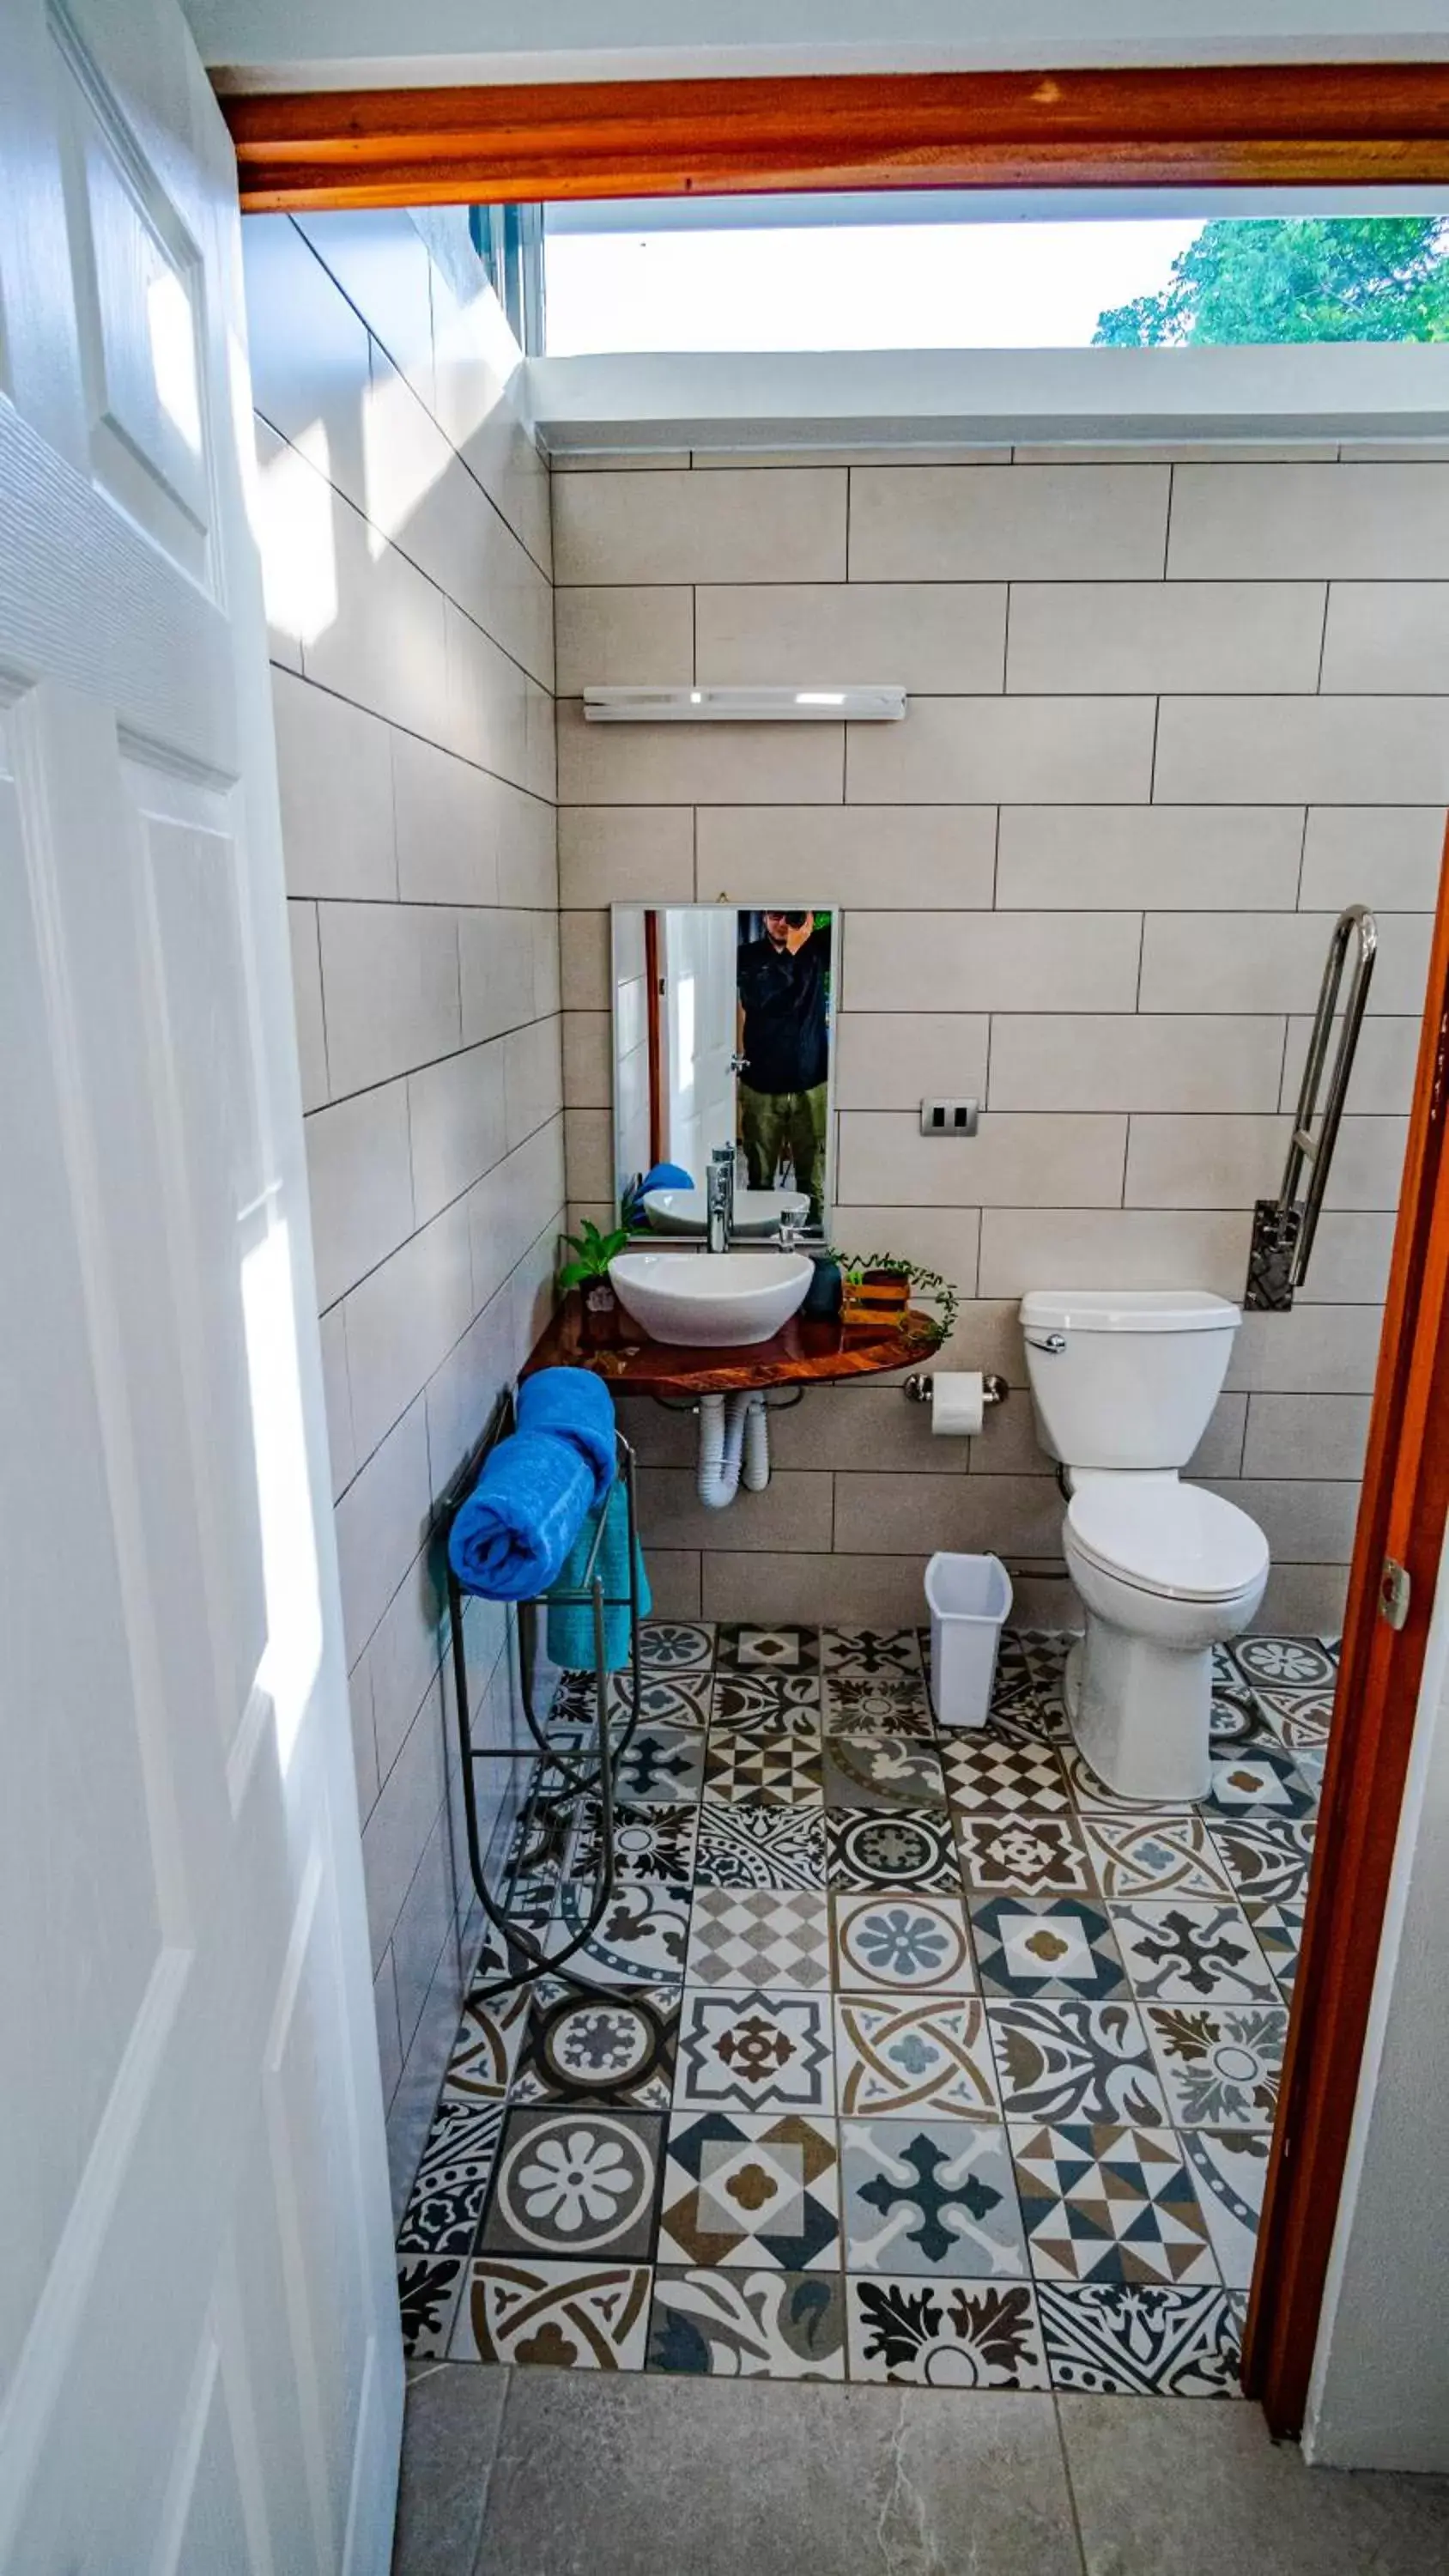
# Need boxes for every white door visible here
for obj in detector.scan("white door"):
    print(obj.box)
[0,4,402,2569]
[664,904,737,1178]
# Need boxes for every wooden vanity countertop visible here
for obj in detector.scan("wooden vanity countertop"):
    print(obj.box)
[522,1290,944,1396]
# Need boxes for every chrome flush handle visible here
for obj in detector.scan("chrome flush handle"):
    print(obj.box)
[1024,1330,1066,1354]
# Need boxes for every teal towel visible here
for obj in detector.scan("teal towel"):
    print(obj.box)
[547,1481,652,1673]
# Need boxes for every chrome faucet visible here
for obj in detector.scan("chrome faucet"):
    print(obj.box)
[706,1145,734,1255]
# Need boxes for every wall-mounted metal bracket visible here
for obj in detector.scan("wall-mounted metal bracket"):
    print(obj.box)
[904,1371,1009,1408]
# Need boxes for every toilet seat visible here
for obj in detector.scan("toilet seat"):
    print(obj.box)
[1067,1478,1269,1604]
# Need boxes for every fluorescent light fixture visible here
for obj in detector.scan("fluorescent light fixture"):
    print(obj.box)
[583,684,906,723]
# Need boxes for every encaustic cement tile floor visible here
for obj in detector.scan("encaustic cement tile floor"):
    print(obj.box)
[396,1624,1334,2396]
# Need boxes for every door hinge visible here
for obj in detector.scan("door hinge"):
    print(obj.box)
[1379,1556,1411,1631]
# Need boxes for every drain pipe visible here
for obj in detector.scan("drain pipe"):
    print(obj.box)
[696,1389,773,1509]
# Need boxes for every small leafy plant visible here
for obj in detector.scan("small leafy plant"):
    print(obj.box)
[558,1218,630,1292]
[828,1249,960,1348]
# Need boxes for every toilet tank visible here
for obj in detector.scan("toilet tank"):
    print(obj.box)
[1020,1290,1240,1472]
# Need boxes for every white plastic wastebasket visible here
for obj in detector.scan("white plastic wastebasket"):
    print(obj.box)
[925,1551,1013,1728]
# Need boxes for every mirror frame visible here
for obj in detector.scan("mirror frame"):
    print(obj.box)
[609,899,839,1246]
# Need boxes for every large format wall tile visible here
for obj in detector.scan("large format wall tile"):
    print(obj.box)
[249,212,561,2214]
[1167,462,1449,578]
[848,465,1169,580]
[846,695,1155,805]
[555,466,847,583]
[695,581,1007,692]
[696,805,994,908]
[1006,580,1325,695]
[995,805,1302,912]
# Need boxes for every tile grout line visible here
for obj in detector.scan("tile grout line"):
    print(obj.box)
[1051,2390,1094,2576]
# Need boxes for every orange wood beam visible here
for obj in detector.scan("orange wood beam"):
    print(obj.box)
[221,64,1449,214]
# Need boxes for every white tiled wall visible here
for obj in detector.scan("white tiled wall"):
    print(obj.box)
[245,211,560,2219]
[555,447,1445,1637]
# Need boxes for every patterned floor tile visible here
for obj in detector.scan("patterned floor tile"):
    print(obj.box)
[836,1994,999,2119]
[1209,1815,1316,1908]
[970,1897,1128,2001]
[987,2000,1168,2124]
[673,1989,834,2112]
[984,1633,1071,1743]
[847,2277,1049,2387]
[658,2110,840,2268]
[396,2099,505,2254]
[1230,1636,1337,1692]
[1037,2282,1244,2396]
[943,1737,1072,1814]
[569,1799,698,1888]
[694,1803,828,1891]
[648,2269,846,2378]
[1209,1685,1277,1750]
[716,1623,820,1674]
[613,1724,706,1804]
[621,1671,715,1730]
[1080,1812,1235,1901]
[1061,1747,1193,1817]
[398,2255,466,2360]
[640,1620,715,1672]
[823,1674,935,1735]
[544,1884,691,1986]
[823,1733,946,1811]
[1246,1895,1307,1993]
[510,1980,681,2111]
[841,2119,1026,2275]
[703,1732,823,1807]
[1203,1743,1316,1821]
[685,1888,830,1990]
[440,1987,528,2105]
[451,2258,652,2368]
[1293,1742,1326,1801]
[957,1812,1098,1898]
[710,1672,821,1731]
[1011,2120,1217,2287]
[1252,1685,1334,1753]
[833,1890,975,1993]
[826,1808,961,1894]
[1111,1901,1278,2005]
[822,1626,922,1677]
[1181,2129,1271,2290]
[479,2107,663,2261]
[1145,2002,1288,2129]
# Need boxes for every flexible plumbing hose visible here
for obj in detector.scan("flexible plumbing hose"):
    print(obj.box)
[696,1388,772,1508]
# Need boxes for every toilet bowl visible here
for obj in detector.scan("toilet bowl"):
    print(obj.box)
[1063,1471,1268,1801]
[1020,1291,1270,1802]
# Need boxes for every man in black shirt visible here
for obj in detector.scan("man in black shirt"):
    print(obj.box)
[736,910,832,1225]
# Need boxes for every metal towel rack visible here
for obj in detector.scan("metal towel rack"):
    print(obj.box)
[1245,903,1378,1311]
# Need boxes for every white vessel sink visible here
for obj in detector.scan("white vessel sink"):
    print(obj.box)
[645,1186,809,1239]
[609,1250,814,1348]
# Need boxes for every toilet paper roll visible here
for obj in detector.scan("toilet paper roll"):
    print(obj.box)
[929,1371,985,1436]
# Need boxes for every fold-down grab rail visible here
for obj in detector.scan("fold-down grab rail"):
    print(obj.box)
[1246,903,1378,1311]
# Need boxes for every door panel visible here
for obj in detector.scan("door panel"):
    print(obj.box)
[0,2,401,2565]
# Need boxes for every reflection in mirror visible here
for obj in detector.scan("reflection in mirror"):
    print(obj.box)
[613,905,834,1240]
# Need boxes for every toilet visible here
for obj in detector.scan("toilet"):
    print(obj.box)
[1020,1289,1270,1802]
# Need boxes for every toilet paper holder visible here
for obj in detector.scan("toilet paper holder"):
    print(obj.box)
[903,1372,1009,1408]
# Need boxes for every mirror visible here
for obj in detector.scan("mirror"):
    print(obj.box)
[612,904,835,1241]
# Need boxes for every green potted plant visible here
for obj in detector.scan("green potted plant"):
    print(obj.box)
[558,1218,630,1349]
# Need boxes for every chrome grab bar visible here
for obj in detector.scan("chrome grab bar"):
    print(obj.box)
[1246,903,1377,1309]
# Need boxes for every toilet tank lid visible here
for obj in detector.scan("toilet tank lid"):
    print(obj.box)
[1020,1289,1241,1335]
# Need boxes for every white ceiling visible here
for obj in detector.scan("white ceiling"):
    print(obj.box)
[185,2,1449,91]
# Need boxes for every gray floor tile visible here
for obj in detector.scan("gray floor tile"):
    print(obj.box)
[1058,2393,1449,2574]
[475,2372,1082,2574]
[391,2361,509,2576]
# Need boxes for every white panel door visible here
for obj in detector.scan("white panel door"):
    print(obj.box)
[0,4,403,2569]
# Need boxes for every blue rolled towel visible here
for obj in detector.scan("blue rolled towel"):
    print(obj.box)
[448,1430,593,1601]
[516,1366,616,1509]
[547,1480,652,1673]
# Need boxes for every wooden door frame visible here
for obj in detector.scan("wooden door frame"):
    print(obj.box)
[212,51,1449,2434]
[1244,826,1449,2435]
[218,64,1449,212]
